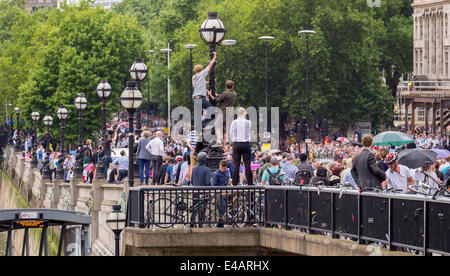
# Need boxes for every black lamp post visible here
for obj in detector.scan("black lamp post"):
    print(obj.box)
[222,40,236,80]
[184,44,197,96]
[106,205,126,256]
[199,12,226,99]
[31,110,40,168]
[97,80,112,136]
[259,36,275,108]
[14,107,21,152]
[160,47,172,135]
[43,115,53,144]
[74,93,87,178]
[129,58,148,138]
[56,106,68,179]
[120,81,143,188]
[42,115,53,180]
[147,50,154,123]
[299,30,315,158]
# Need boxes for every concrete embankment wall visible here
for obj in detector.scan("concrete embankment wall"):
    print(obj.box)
[1,146,126,256]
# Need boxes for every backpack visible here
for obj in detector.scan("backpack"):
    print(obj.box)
[294,170,311,186]
[266,168,283,186]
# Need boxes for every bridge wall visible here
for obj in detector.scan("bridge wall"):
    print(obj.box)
[0,146,124,256]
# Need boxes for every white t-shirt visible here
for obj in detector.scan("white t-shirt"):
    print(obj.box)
[386,164,412,194]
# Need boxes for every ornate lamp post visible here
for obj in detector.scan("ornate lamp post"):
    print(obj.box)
[299,30,315,158]
[129,58,148,138]
[97,80,112,135]
[106,205,126,256]
[222,40,236,80]
[199,12,226,171]
[184,44,197,97]
[14,107,21,152]
[259,36,275,108]
[74,93,87,178]
[56,106,68,179]
[160,47,172,135]
[120,81,143,188]
[31,110,40,168]
[147,50,154,122]
[199,12,226,99]
[42,115,53,180]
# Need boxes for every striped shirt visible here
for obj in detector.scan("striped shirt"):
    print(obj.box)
[230,117,251,142]
[189,130,199,148]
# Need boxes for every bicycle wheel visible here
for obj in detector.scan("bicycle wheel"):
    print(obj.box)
[190,196,216,228]
[150,198,177,228]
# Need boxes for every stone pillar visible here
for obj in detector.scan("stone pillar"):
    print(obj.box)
[405,101,409,132]
[412,103,416,133]
[432,103,437,134]
[425,103,430,134]
[441,103,445,137]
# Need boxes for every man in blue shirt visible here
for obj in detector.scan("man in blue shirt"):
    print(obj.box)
[212,160,231,227]
[112,150,129,183]
[164,159,175,184]
[280,154,298,180]
[261,157,287,185]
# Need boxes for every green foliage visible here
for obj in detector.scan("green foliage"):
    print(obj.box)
[0,0,413,140]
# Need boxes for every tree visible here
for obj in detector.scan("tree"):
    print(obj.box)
[16,4,146,144]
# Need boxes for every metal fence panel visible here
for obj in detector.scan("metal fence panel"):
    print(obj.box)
[265,189,285,225]
[360,196,389,243]
[287,189,309,228]
[391,199,424,249]
[427,201,450,254]
[310,192,332,231]
[333,193,359,237]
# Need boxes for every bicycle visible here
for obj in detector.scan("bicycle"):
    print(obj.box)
[149,191,215,228]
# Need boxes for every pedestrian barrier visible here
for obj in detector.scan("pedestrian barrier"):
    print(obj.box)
[128,185,450,255]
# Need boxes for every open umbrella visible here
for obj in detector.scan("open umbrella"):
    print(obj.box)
[398,148,437,169]
[336,137,349,143]
[431,149,450,159]
[373,131,414,147]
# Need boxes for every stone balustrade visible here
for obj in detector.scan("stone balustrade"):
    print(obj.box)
[1,146,128,256]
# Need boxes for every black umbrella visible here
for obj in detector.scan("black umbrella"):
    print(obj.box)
[398,148,438,169]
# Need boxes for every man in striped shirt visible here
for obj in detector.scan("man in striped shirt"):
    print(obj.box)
[230,108,253,186]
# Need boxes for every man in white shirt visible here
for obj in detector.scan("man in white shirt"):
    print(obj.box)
[382,152,414,194]
[146,131,165,185]
[230,108,253,186]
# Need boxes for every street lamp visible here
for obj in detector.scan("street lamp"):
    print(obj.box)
[31,110,40,168]
[199,12,226,98]
[74,93,87,178]
[161,47,172,135]
[120,81,143,188]
[106,205,126,256]
[96,80,112,135]
[259,36,275,108]
[299,30,316,158]
[147,50,155,123]
[42,115,53,180]
[184,44,197,97]
[14,107,21,152]
[222,40,236,80]
[129,58,148,137]
[56,106,68,179]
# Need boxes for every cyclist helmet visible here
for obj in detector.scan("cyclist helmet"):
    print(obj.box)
[385,152,398,164]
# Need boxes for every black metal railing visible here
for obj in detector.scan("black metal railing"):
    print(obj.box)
[127,185,450,256]
[128,186,265,229]
[265,186,450,256]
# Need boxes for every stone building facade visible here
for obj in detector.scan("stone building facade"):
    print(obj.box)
[396,0,450,135]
